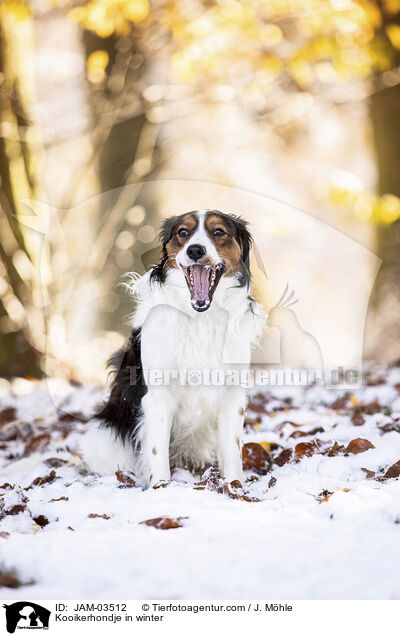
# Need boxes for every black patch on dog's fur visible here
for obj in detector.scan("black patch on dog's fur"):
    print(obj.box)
[96,329,147,444]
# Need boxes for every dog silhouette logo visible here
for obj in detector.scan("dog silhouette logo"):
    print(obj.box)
[3,602,50,634]
[268,284,324,370]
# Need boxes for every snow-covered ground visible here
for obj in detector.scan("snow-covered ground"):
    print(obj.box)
[1,368,400,600]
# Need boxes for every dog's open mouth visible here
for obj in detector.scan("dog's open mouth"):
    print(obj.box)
[182,263,225,312]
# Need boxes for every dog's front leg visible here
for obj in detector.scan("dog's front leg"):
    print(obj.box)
[141,390,174,487]
[217,388,246,484]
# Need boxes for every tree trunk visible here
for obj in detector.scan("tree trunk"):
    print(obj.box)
[367,82,400,362]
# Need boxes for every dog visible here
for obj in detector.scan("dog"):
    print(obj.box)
[82,210,265,487]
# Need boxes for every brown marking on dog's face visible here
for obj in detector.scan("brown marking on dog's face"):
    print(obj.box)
[205,213,242,275]
[164,213,198,271]
[152,447,157,456]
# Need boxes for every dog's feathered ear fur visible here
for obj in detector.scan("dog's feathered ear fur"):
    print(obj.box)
[150,216,179,283]
[159,216,179,246]
[232,216,252,266]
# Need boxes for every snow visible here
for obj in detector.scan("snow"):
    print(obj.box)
[1,370,400,600]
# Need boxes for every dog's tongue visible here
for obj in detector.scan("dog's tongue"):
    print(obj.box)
[192,264,211,302]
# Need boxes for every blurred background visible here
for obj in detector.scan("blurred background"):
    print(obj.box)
[1,0,400,384]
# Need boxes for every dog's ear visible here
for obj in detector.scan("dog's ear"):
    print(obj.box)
[150,216,179,283]
[160,216,179,248]
[233,216,252,266]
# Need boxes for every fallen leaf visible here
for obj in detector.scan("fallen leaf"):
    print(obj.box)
[44,457,68,468]
[24,433,51,456]
[351,411,365,427]
[0,408,16,425]
[4,504,26,516]
[242,442,270,474]
[116,470,136,487]
[222,480,260,502]
[345,438,375,454]
[361,467,375,479]
[331,395,348,410]
[294,441,320,458]
[379,421,400,434]
[196,467,260,502]
[49,496,69,502]
[33,515,49,527]
[26,470,58,489]
[268,476,277,488]
[361,400,381,415]
[318,489,334,503]
[0,483,14,490]
[88,513,110,519]
[274,448,293,466]
[140,516,187,529]
[289,430,308,439]
[0,573,22,588]
[0,423,18,441]
[0,532,10,539]
[380,460,400,480]
[308,426,325,435]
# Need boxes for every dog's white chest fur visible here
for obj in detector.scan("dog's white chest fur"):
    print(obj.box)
[131,269,264,476]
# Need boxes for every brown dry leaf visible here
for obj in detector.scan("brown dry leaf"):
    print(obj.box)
[361,401,381,415]
[351,411,365,427]
[380,460,400,480]
[88,513,111,519]
[289,430,308,439]
[115,470,136,487]
[0,532,10,539]
[222,480,260,503]
[344,438,375,454]
[152,481,171,489]
[274,420,301,436]
[24,433,51,457]
[196,467,260,502]
[379,421,400,434]
[5,504,26,516]
[318,489,334,503]
[0,573,22,588]
[247,401,267,415]
[33,515,49,527]
[26,470,58,490]
[49,496,69,502]
[140,516,187,530]
[308,426,325,435]
[274,448,293,466]
[0,483,14,490]
[44,458,68,468]
[268,476,277,488]
[361,467,375,479]
[331,395,348,410]
[242,442,270,474]
[0,423,18,442]
[0,408,16,425]
[294,441,320,459]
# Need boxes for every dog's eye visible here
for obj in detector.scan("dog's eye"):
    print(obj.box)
[213,228,226,237]
[177,227,189,238]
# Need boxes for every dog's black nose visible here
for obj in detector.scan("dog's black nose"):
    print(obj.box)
[186,244,206,261]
